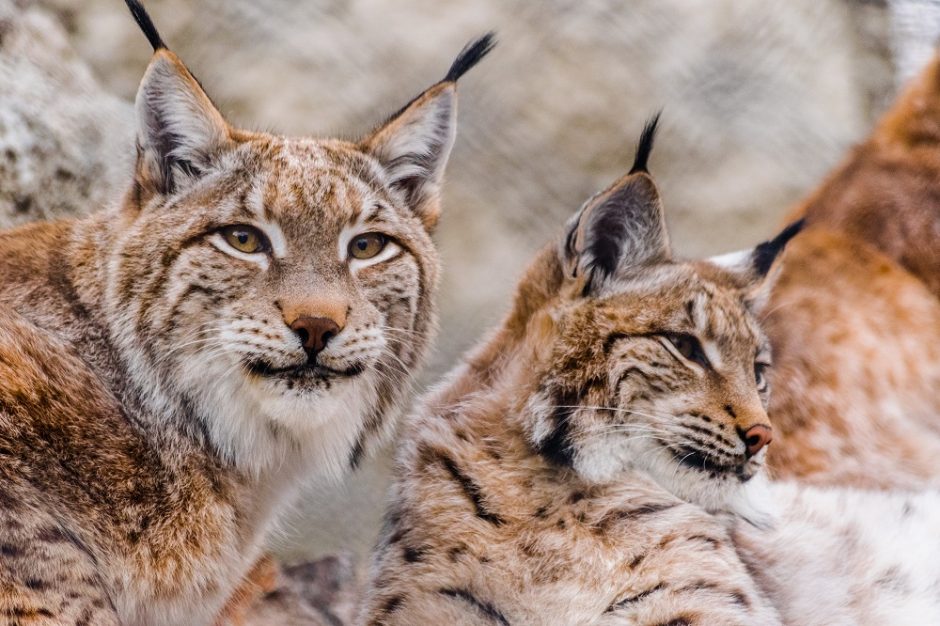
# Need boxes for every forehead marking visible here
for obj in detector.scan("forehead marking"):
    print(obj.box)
[691,292,710,337]
[690,290,727,369]
[702,339,724,370]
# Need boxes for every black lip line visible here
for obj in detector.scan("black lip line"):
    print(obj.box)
[244,359,366,379]
[666,444,744,476]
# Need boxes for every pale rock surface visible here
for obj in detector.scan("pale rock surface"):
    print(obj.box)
[0,0,132,227]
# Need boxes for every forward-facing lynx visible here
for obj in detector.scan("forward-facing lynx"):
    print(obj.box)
[363,120,940,625]
[0,1,492,624]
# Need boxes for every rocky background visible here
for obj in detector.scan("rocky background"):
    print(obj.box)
[3,0,939,601]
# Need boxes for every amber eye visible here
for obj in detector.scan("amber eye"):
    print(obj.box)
[349,233,388,260]
[664,333,710,368]
[755,362,770,391]
[221,225,268,254]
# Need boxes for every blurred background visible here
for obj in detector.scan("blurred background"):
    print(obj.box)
[2,0,939,566]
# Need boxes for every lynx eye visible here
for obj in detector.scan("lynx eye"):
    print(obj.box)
[220,225,268,254]
[663,333,710,368]
[755,362,770,391]
[349,233,388,260]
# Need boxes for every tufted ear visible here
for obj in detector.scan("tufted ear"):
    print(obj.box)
[362,34,495,231]
[125,0,233,198]
[708,219,805,310]
[561,114,671,294]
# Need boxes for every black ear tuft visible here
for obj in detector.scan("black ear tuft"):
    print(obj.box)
[753,218,805,276]
[629,112,661,175]
[124,0,167,52]
[444,33,497,83]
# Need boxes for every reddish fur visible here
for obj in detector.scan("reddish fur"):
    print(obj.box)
[765,53,940,488]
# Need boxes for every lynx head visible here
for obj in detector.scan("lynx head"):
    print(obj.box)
[515,116,801,512]
[103,1,494,476]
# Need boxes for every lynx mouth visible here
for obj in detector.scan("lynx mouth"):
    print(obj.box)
[667,445,753,481]
[243,358,366,380]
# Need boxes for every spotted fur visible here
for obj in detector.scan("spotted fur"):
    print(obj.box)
[764,50,940,490]
[365,119,940,624]
[362,124,794,625]
[0,2,493,625]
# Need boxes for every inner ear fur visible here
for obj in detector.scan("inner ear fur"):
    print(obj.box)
[560,115,672,293]
[134,49,234,198]
[361,82,457,231]
[563,171,672,293]
[361,33,495,232]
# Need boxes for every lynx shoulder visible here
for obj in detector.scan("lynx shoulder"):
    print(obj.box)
[764,51,940,489]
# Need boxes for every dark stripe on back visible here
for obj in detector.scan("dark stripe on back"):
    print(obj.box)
[673,580,750,609]
[436,452,504,526]
[535,388,578,467]
[380,594,404,614]
[596,501,680,532]
[606,582,667,612]
[438,588,510,626]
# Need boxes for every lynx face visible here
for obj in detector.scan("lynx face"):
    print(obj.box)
[521,118,800,511]
[102,31,494,476]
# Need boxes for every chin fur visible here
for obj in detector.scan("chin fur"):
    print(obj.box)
[644,446,766,513]
[170,348,380,478]
[574,435,771,518]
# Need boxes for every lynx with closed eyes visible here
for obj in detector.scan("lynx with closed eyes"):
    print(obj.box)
[362,118,799,624]
[364,117,940,626]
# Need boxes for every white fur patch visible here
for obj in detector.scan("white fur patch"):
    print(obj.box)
[708,248,753,272]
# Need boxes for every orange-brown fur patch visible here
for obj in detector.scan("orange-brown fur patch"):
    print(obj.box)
[765,52,940,488]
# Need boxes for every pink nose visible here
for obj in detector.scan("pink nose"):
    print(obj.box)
[741,424,773,458]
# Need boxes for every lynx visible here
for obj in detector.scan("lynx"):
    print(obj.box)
[362,119,940,625]
[763,50,940,490]
[363,118,790,624]
[0,1,493,624]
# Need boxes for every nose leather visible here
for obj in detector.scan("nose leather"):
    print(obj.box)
[741,424,773,458]
[290,316,341,356]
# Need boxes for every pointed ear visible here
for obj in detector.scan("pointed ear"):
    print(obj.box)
[361,34,495,231]
[708,218,805,310]
[134,49,233,196]
[361,83,456,231]
[560,116,671,294]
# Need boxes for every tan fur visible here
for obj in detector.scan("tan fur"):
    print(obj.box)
[765,52,940,488]
[362,152,791,624]
[0,7,491,625]
[363,121,940,623]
